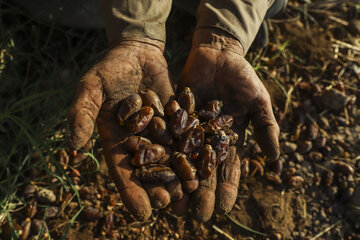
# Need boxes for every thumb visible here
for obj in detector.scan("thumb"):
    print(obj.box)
[67,69,103,150]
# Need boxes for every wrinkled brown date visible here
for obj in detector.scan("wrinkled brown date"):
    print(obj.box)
[197,144,217,178]
[205,115,234,134]
[82,207,103,220]
[172,152,197,180]
[198,100,222,120]
[123,136,152,153]
[178,87,195,114]
[130,144,165,167]
[224,129,238,145]
[140,89,164,117]
[135,164,177,183]
[212,130,230,165]
[169,109,188,137]
[149,117,173,145]
[117,94,142,125]
[165,98,180,117]
[182,115,200,134]
[178,125,204,154]
[125,106,154,134]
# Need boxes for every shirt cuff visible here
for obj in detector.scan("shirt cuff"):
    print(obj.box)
[102,0,172,46]
[196,0,274,54]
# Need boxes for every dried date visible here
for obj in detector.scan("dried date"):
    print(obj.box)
[197,144,217,178]
[117,94,142,125]
[149,117,173,145]
[140,89,164,117]
[182,115,200,134]
[224,129,238,145]
[130,144,165,167]
[123,136,151,153]
[135,165,177,183]
[198,100,222,120]
[165,98,180,117]
[82,207,103,220]
[178,125,204,154]
[204,115,233,134]
[178,87,195,114]
[212,130,230,165]
[125,106,154,134]
[172,152,197,180]
[169,109,188,137]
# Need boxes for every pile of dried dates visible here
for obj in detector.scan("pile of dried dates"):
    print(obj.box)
[117,87,238,190]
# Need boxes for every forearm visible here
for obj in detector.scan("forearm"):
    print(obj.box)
[101,0,172,47]
[196,0,274,54]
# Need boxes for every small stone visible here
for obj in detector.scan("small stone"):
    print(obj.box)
[36,189,56,203]
[282,141,297,153]
[294,152,304,162]
[327,186,338,198]
[321,89,348,111]
[37,206,59,219]
[333,144,345,156]
[308,151,323,162]
[315,136,327,149]
[297,141,312,154]
[318,116,330,130]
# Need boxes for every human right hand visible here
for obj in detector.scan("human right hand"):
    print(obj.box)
[67,38,181,221]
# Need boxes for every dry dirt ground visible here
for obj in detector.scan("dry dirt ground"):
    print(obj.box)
[2,1,360,240]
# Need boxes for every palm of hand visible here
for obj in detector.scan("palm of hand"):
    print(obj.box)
[181,46,279,158]
[68,43,174,221]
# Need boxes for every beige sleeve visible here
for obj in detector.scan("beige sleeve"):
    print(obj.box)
[196,0,274,54]
[101,0,172,45]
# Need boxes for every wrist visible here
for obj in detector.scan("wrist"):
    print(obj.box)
[192,28,244,56]
[110,37,165,53]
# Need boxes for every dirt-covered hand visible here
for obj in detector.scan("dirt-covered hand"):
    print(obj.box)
[67,38,180,221]
[177,29,280,221]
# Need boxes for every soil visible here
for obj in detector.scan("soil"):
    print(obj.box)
[3,1,360,239]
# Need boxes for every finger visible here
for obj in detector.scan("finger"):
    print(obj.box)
[182,179,199,193]
[97,111,151,221]
[191,169,217,222]
[215,146,241,214]
[143,182,171,209]
[171,193,190,216]
[164,178,183,201]
[67,69,103,150]
[251,94,280,160]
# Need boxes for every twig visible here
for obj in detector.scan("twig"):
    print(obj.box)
[328,15,349,26]
[212,225,235,240]
[309,220,343,240]
[332,39,360,52]
[226,214,267,237]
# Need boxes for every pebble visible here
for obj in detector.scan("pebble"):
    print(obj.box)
[293,152,304,162]
[327,186,338,198]
[308,151,323,162]
[321,89,348,111]
[297,141,312,154]
[318,116,330,129]
[36,189,56,203]
[282,141,297,153]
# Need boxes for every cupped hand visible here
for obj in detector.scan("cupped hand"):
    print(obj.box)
[175,29,280,221]
[67,38,182,221]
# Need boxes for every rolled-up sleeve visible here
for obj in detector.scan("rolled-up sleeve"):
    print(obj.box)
[102,0,172,45]
[196,0,274,54]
